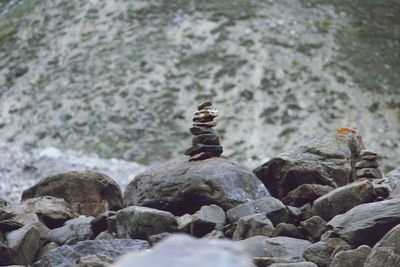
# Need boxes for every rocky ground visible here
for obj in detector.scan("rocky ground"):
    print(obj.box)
[0,0,399,170]
[1,132,400,266]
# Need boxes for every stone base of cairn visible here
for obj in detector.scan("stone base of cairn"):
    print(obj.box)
[355,150,383,180]
[185,101,223,161]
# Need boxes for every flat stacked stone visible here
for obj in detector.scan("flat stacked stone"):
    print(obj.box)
[185,101,223,161]
[355,150,382,180]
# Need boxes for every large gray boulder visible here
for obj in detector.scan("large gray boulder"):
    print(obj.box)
[116,206,177,239]
[124,158,269,215]
[327,199,400,246]
[113,234,254,267]
[330,245,371,267]
[364,224,400,267]
[254,134,364,199]
[38,239,150,267]
[312,179,374,221]
[22,171,123,217]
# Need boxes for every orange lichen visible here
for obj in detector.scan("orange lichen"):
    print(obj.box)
[336,127,359,136]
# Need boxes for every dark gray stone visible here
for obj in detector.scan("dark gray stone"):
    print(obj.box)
[327,199,400,246]
[303,238,350,267]
[6,225,41,266]
[48,216,93,245]
[282,184,333,207]
[300,216,327,243]
[364,224,400,267]
[124,158,269,215]
[116,206,177,239]
[271,223,305,239]
[312,179,374,221]
[232,213,274,240]
[227,197,288,225]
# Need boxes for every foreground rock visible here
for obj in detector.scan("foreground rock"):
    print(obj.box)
[114,234,254,267]
[303,238,350,267]
[330,245,371,267]
[124,158,269,215]
[328,199,400,246]
[254,133,364,199]
[5,225,40,266]
[38,239,150,267]
[116,206,177,239]
[22,171,123,217]
[312,179,374,220]
[364,224,400,267]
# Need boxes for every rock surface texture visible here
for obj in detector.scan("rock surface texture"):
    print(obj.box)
[124,158,269,215]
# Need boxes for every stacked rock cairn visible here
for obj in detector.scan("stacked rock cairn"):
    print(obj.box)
[185,101,223,161]
[355,150,383,180]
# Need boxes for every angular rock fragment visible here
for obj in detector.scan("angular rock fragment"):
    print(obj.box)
[232,213,274,240]
[330,245,371,267]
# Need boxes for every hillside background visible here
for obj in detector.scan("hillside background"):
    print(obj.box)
[0,0,399,172]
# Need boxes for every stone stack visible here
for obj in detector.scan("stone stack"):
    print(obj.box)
[185,101,223,161]
[355,150,382,180]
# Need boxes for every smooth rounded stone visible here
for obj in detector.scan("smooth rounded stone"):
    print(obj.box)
[114,234,254,267]
[271,223,305,239]
[197,101,213,110]
[312,179,374,221]
[21,171,123,217]
[232,213,274,241]
[124,158,269,215]
[48,216,94,245]
[178,205,226,237]
[192,134,220,146]
[330,245,371,267]
[185,144,223,156]
[16,196,77,229]
[356,168,382,179]
[193,121,218,128]
[355,159,379,169]
[360,150,378,157]
[6,225,40,266]
[300,216,327,243]
[226,197,288,225]
[254,134,364,199]
[38,239,150,267]
[364,224,400,267]
[303,238,350,267]
[269,263,317,267]
[327,199,400,247]
[189,126,218,136]
[282,184,334,207]
[116,206,177,240]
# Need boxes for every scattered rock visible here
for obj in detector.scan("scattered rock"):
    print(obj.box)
[90,211,116,237]
[364,223,400,267]
[22,171,123,217]
[327,199,400,246]
[282,184,333,207]
[177,204,225,237]
[303,238,350,267]
[6,225,40,266]
[48,216,94,245]
[226,197,288,225]
[254,134,364,199]
[38,239,150,267]
[300,216,327,243]
[232,213,274,240]
[312,179,374,220]
[114,234,253,267]
[330,245,371,267]
[271,223,305,239]
[124,158,269,215]
[36,242,59,261]
[116,206,177,240]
